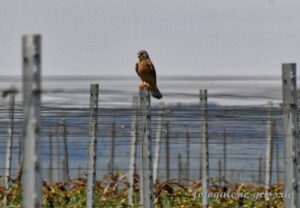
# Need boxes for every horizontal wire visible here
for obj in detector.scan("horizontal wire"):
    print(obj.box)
[0,75,293,183]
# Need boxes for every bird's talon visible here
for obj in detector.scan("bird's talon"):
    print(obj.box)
[144,83,150,89]
[139,82,145,89]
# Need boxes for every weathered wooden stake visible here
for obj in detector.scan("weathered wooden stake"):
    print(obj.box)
[274,122,280,182]
[86,84,99,208]
[165,121,170,181]
[48,131,54,182]
[139,94,144,205]
[223,127,227,183]
[282,63,300,208]
[139,89,154,208]
[153,102,164,183]
[108,121,116,175]
[177,152,182,183]
[54,127,60,181]
[128,96,138,205]
[258,155,263,184]
[22,34,42,208]
[218,159,222,187]
[200,89,209,208]
[265,101,273,201]
[60,117,69,181]
[18,135,22,169]
[185,129,190,181]
[3,87,16,207]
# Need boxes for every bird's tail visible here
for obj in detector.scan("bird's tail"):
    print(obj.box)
[150,86,163,99]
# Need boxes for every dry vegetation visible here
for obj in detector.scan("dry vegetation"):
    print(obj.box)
[0,172,284,208]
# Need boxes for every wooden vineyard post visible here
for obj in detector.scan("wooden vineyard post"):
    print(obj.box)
[258,155,263,184]
[18,135,22,170]
[282,64,300,208]
[223,127,227,183]
[48,131,54,182]
[153,102,164,183]
[200,89,209,208]
[86,84,99,208]
[22,34,42,208]
[60,117,69,181]
[54,127,60,181]
[274,122,280,183]
[177,152,182,183]
[218,159,222,187]
[128,96,138,205]
[185,129,190,182]
[139,89,154,208]
[108,121,116,175]
[165,121,170,181]
[3,87,16,207]
[265,101,274,201]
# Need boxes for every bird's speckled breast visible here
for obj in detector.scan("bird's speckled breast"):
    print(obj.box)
[137,60,151,74]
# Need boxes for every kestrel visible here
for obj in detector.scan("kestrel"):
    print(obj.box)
[135,50,163,99]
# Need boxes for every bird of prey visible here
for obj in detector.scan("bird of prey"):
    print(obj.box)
[135,50,163,99]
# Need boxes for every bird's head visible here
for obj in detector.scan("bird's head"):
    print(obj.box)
[137,50,149,61]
